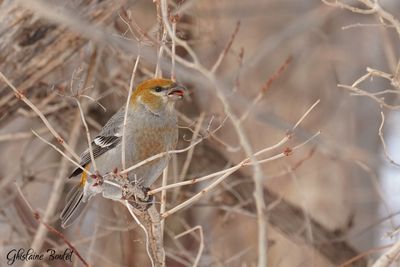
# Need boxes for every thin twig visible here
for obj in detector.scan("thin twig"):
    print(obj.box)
[123,200,155,267]
[76,100,98,172]
[32,131,91,176]
[160,166,168,236]
[120,137,204,175]
[175,225,204,267]
[15,118,89,267]
[240,56,292,122]
[371,241,400,267]
[342,22,394,30]
[158,5,269,261]
[339,243,394,267]
[0,71,79,160]
[171,16,177,80]
[122,55,141,172]
[178,113,205,181]
[120,114,225,177]
[0,127,48,142]
[155,28,167,78]
[149,100,320,195]
[339,84,400,110]
[378,111,400,167]
[321,0,377,15]
[156,130,320,208]
[240,56,292,121]
[161,162,244,218]
[160,0,199,65]
[211,21,241,73]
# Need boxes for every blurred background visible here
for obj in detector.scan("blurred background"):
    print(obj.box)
[1,0,400,266]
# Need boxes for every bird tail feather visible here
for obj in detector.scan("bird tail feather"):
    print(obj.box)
[60,185,87,228]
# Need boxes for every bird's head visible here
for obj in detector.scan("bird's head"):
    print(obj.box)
[130,78,186,114]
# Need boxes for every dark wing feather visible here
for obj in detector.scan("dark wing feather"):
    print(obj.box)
[68,135,121,178]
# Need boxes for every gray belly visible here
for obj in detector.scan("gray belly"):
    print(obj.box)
[92,129,176,187]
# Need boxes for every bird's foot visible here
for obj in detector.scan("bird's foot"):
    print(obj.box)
[90,172,104,187]
[122,183,153,211]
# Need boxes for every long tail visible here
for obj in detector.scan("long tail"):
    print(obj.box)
[60,185,87,228]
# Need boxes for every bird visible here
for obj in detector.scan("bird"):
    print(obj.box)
[60,78,185,228]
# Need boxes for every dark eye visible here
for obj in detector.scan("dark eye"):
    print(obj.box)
[154,86,163,92]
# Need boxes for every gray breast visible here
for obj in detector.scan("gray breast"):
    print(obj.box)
[124,105,178,186]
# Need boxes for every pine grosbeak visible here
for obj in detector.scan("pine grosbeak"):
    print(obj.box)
[60,78,185,228]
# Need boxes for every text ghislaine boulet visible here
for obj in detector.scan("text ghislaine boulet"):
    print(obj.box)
[6,248,73,265]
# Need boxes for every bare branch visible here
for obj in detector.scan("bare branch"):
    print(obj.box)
[175,225,204,267]
[122,55,141,172]
[0,71,80,160]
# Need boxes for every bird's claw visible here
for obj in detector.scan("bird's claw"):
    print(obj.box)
[134,186,153,211]
[123,184,153,211]
[90,172,104,187]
